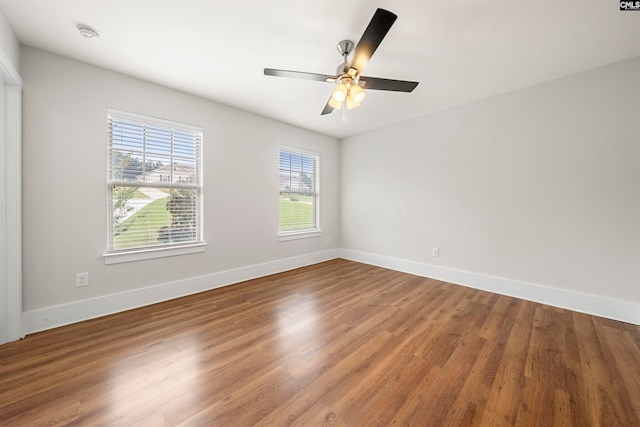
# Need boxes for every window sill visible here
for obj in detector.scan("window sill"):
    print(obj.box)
[104,243,207,265]
[278,230,322,241]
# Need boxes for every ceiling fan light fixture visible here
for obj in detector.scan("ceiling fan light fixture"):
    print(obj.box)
[328,96,343,110]
[350,85,366,103]
[346,96,360,110]
[332,83,348,102]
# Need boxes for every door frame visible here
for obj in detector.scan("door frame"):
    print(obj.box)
[0,46,23,344]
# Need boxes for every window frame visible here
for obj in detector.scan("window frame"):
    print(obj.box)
[104,109,205,264]
[278,146,321,241]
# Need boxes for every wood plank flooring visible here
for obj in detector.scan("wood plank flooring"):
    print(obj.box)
[1,259,639,426]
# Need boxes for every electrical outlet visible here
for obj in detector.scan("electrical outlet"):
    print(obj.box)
[432,248,439,258]
[76,272,89,287]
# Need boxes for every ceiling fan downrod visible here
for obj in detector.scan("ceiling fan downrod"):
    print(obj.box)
[336,40,354,75]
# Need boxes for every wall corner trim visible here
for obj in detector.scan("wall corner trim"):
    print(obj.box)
[22,249,340,335]
[339,249,640,326]
[0,47,22,88]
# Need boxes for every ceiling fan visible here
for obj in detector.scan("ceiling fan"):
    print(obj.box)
[264,8,419,118]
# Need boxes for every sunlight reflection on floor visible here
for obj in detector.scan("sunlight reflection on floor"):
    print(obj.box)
[276,294,320,354]
[106,335,202,424]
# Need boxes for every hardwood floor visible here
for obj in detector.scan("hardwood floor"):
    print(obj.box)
[1,259,639,426]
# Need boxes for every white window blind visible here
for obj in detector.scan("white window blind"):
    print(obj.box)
[107,110,203,253]
[279,148,319,234]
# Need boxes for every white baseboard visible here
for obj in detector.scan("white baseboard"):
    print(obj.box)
[339,249,640,326]
[21,247,639,335]
[22,249,340,335]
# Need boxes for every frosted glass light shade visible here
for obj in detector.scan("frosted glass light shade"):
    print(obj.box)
[332,83,348,102]
[328,96,342,109]
[350,85,366,103]
[346,96,360,110]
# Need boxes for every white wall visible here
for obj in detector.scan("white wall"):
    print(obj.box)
[21,47,339,329]
[19,43,640,330]
[340,57,640,322]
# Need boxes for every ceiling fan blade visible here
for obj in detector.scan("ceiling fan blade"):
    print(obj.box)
[349,8,397,74]
[359,76,419,92]
[264,68,337,83]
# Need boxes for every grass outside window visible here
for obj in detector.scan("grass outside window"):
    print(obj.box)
[279,195,314,232]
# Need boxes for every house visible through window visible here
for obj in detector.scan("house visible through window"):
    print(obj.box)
[279,148,319,236]
[107,109,203,253]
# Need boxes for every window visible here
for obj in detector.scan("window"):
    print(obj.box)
[279,148,320,238]
[107,110,203,258]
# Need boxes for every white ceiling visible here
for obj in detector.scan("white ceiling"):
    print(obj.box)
[1,1,639,139]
